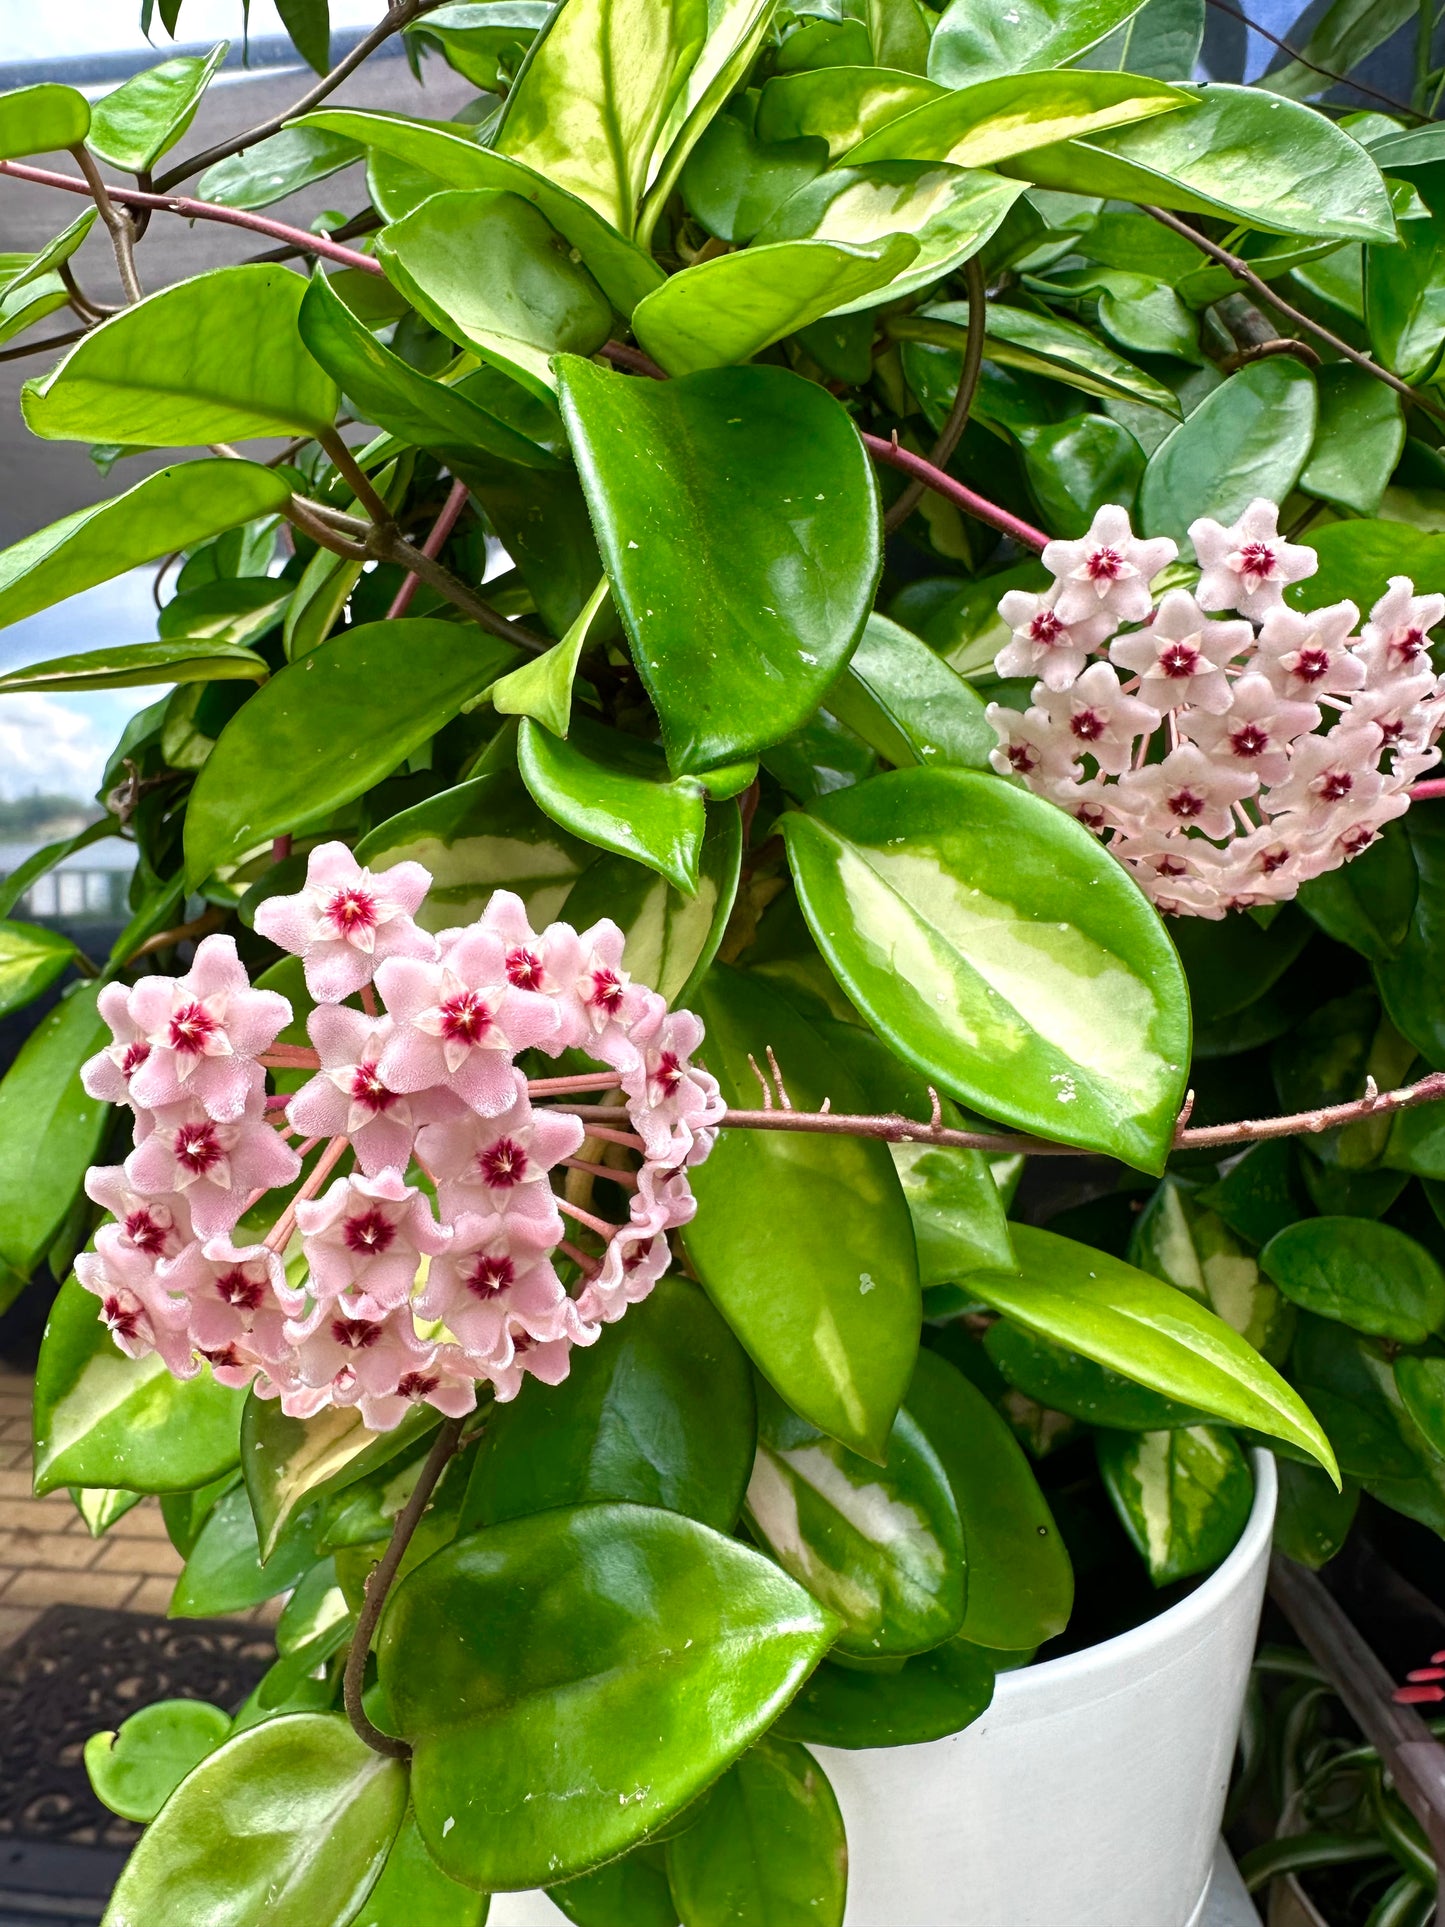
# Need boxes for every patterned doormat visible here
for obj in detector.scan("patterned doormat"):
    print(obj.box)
[0,1606,272,1924]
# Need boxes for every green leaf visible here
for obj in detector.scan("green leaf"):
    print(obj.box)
[746,1375,965,1657]
[970,1226,1338,1476]
[463,1276,756,1534]
[407,0,551,89]
[72,1485,144,1536]
[353,1807,488,1927]
[1197,1140,1312,1249]
[929,0,1148,84]
[897,301,1181,413]
[686,966,921,1461]
[550,1844,673,1927]
[986,1321,1208,1429]
[199,125,363,209]
[1299,820,1418,965]
[158,578,292,649]
[0,269,67,346]
[88,43,228,173]
[376,190,614,403]
[171,1484,318,1616]
[907,1345,1072,1648]
[1097,1426,1254,1586]
[0,920,74,1016]
[517,715,707,895]
[99,1714,407,1927]
[298,268,561,470]
[665,1738,847,1927]
[825,613,994,773]
[1291,519,1445,616]
[1005,84,1396,244]
[782,767,1190,1171]
[34,1274,244,1496]
[557,356,881,774]
[23,266,340,446]
[298,108,664,315]
[1366,170,1445,383]
[560,805,742,1006]
[1262,0,1413,99]
[1139,358,1317,550]
[242,1392,438,1562]
[493,0,706,236]
[183,619,519,888]
[846,69,1188,169]
[1292,1317,1445,1531]
[0,819,119,921]
[0,986,109,1278]
[379,1503,838,1891]
[0,208,97,300]
[492,573,610,736]
[754,161,1025,316]
[85,1700,231,1824]
[1128,1179,1290,1357]
[1298,363,1405,517]
[681,110,830,244]
[1261,1218,1445,1345]
[1376,807,1445,1067]
[355,767,593,934]
[634,234,918,375]
[774,1632,994,1748]
[0,638,268,695]
[0,459,291,633]
[0,84,90,158]
[756,67,944,162]
[1018,415,1147,537]
[1272,1457,1359,1570]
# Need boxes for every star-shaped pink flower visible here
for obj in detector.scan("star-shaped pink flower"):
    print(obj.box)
[124,1099,301,1240]
[84,1165,193,1260]
[164,1236,298,1384]
[1116,743,1258,840]
[124,935,290,1121]
[1109,591,1250,714]
[994,585,1116,689]
[254,842,437,1005]
[295,1167,449,1315]
[1358,576,1445,681]
[1191,499,1317,620]
[75,1230,194,1376]
[1043,505,1176,629]
[416,1072,581,1225]
[1033,663,1160,777]
[286,1007,420,1177]
[1262,725,1388,824]
[417,1208,583,1360]
[620,1011,726,1165]
[1255,602,1365,701]
[82,982,157,1110]
[1180,673,1319,785]
[557,920,665,1067]
[985,703,1077,783]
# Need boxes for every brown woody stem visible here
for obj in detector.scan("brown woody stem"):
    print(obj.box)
[70,147,143,305]
[884,253,988,536]
[387,477,470,619]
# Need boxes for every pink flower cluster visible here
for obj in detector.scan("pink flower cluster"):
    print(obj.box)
[986,501,1445,918]
[74,845,724,1430]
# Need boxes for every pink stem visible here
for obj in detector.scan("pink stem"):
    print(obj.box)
[259,1046,322,1068]
[562,1156,638,1191]
[1410,779,1445,800]
[264,1134,351,1252]
[527,1072,624,1095]
[558,1237,601,1277]
[387,478,470,618]
[272,835,293,863]
[859,432,1049,552]
[359,982,379,1017]
[556,1196,620,1241]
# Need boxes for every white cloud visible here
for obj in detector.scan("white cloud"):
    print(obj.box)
[0,2,383,62]
[0,693,114,797]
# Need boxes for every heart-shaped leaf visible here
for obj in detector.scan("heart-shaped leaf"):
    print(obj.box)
[846,69,1188,168]
[1097,1425,1254,1586]
[183,619,519,887]
[88,42,228,173]
[681,109,830,243]
[929,0,1149,83]
[782,767,1190,1170]
[557,356,880,774]
[0,83,90,157]
[379,1503,838,1891]
[99,1714,407,1927]
[1139,358,1318,548]
[1298,363,1405,517]
[1262,1217,1445,1345]
[357,1807,488,1927]
[23,266,340,445]
[776,1633,994,1749]
[85,1699,232,1823]
[517,714,707,894]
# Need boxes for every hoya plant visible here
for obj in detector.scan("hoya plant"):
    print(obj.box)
[2,0,1445,1921]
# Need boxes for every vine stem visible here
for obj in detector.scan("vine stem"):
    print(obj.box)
[344,1415,465,1761]
[0,159,387,277]
[1410,778,1445,800]
[1204,0,1426,118]
[388,478,470,618]
[859,432,1049,551]
[884,253,988,536]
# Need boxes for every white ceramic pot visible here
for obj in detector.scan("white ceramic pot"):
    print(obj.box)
[490,1451,1277,1927]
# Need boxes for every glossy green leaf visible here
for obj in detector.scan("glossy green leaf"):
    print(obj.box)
[746,1376,965,1657]
[88,43,228,173]
[549,1844,673,1927]
[907,1345,1072,1647]
[407,0,550,87]
[665,1738,847,1927]
[356,767,593,934]
[184,619,518,887]
[1272,1458,1359,1570]
[986,1321,1207,1429]
[85,1700,231,1824]
[825,614,993,773]
[634,233,917,375]
[557,356,881,774]
[0,460,290,634]
[242,1392,438,1562]
[33,1274,244,1496]
[158,578,292,649]
[846,69,1188,169]
[379,1503,838,1891]
[0,920,74,1017]
[298,268,560,470]
[686,966,921,1460]
[1299,820,1417,966]
[1097,1426,1254,1586]
[1129,1179,1290,1358]
[1366,173,1445,384]
[376,190,613,402]
[72,1486,144,1536]
[299,108,664,314]
[1084,0,1205,75]
[1376,808,1445,1067]
[971,1226,1338,1476]
[199,124,363,208]
[1019,415,1147,537]
[775,1632,994,1748]
[1139,358,1317,550]
[756,160,1024,316]
[100,1714,407,1927]
[562,806,741,1006]
[1291,520,1445,617]
[463,1276,756,1534]
[277,0,331,70]
[171,1484,318,1616]
[1262,1218,1445,1345]
[517,715,706,895]
[1197,1139,1312,1250]
[897,301,1180,414]
[0,819,119,922]
[353,1807,488,1927]
[1292,1317,1445,1531]
[493,0,706,237]
[929,0,1147,84]
[1299,363,1405,517]
[492,574,610,736]
[23,266,340,445]
[0,208,96,300]
[680,108,829,244]
[0,84,90,157]
[756,67,943,161]
[783,767,1190,1170]
[0,269,67,346]
[0,986,108,1278]
[1006,84,1396,244]
[0,638,268,696]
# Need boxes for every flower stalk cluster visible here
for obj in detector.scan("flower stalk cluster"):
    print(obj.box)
[987,501,1445,918]
[74,846,724,1431]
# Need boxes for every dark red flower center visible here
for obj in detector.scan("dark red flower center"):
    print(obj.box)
[120,1040,150,1078]
[1260,846,1292,875]
[1070,708,1105,742]
[1230,722,1269,758]
[216,1268,265,1310]
[1086,546,1125,582]
[1294,646,1330,682]
[439,989,491,1045]
[324,886,377,937]
[174,1120,224,1175]
[506,947,544,990]
[1167,788,1205,820]
[342,1209,396,1256]
[589,968,625,1015]
[103,1295,142,1341]
[330,1316,383,1350]
[201,1344,243,1369]
[1156,854,1188,878]
[1006,743,1037,774]
[348,1062,397,1115]
[1238,541,1276,578]
[1029,609,1066,643]
[623,1238,660,1275]
[168,1000,219,1056]
[1158,642,1200,679]
[1341,823,1376,854]
[479,1138,528,1188]
[464,1253,514,1298]
[652,1051,685,1096]
[1320,770,1353,801]
[1399,625,1428,660]
[123,1207,169,1254]
[398,1372,439,1400]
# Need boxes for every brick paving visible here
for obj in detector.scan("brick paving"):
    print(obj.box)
[0,1365,277,1649]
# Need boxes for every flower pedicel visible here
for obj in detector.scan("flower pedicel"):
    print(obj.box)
[74,859,725,1431]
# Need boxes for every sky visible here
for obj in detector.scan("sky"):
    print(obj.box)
[0,2,385,64]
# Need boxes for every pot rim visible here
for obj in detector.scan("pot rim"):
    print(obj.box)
[991,1447,1278,1703]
